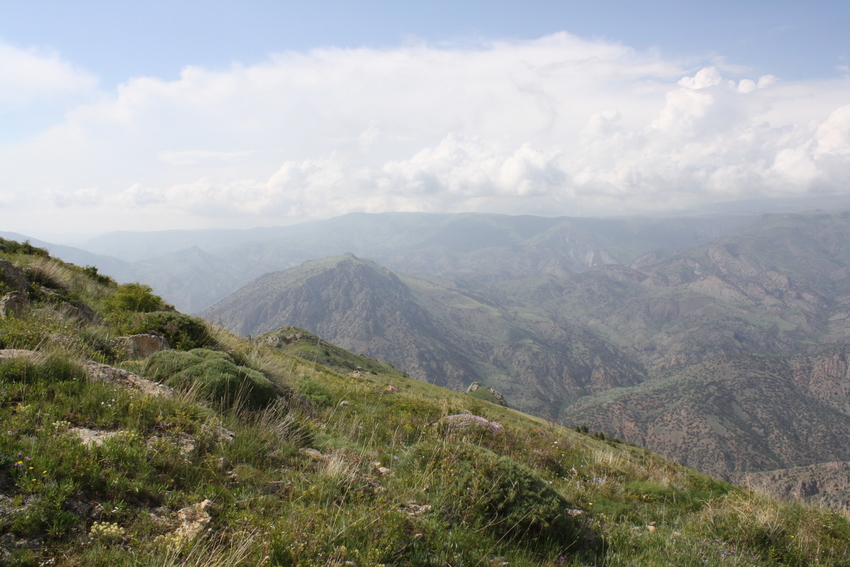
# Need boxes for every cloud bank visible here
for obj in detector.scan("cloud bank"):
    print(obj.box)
[2,33,850,233]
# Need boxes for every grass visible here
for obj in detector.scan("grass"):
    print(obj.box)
[1,242,850,566]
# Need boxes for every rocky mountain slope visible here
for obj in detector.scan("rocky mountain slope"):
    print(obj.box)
[205,254,646,416]
[7,238,850,565]
[203,211,850,496]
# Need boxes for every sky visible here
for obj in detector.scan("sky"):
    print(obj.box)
[2,1,850,238]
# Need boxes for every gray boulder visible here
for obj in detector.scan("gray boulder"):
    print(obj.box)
[0,291,29,318]
[114,332,170,359]
[0,260,28,291]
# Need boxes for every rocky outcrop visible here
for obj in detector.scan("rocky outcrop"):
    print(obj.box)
[736,461,850,510]
[0,349,35,360]
[58,301,102,325]
[83,361,174,398]
[435,414,502,436]
[0,260,28,291]
[114,332,170,359]
[0,291,29,318]
[0,350,173,397]
[465,382,508,407]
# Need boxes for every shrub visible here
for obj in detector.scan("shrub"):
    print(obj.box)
[0,354,86,385]
[126,312,215,351]
[402,441,583,551]
[144,349,276,410]
[105,283,167,313]
[81,265,115,286]
[0,238,49,258]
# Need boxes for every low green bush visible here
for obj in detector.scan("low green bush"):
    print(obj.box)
[124,311,215,350]
[0,239,49,258]
[104,283,166,313]
[0,354,86,385]
[402,440,584,552]
[144,349,276,410]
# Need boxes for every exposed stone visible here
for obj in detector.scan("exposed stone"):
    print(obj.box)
[400,502,432,517]
[435,414,503,435]
[175,499,213,541]
[58,301,102,325]
[84,360,174,398]
[71,427,119,448]
[0,349,36,360]
[147,434,196,457]
[299,448,324,460]
[0,291,29,318]
[202,423,235,442]
[114,332,170,359]
[0,260,28,291]
[465,382,508,407]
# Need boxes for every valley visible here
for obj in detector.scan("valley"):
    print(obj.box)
[11,209,850,508]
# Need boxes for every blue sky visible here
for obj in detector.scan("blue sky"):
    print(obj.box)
[2,1,850,236]
[5,1,848,84]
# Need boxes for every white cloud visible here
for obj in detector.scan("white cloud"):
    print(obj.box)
[2,34,850,233]
[0,42,97,104]
[158,150,253,166]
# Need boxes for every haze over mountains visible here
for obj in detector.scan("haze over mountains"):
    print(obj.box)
[7,212,757,314]
[10,209,850,504]
[200,210,850,504]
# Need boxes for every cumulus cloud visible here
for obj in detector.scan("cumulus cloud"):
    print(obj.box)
[0,42,97,104]
[2,34,850,233]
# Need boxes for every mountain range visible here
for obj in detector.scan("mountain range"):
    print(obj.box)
[10,209,850,506]
[198,210,850,505]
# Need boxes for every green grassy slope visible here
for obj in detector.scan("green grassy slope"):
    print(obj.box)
[1,240,849,566]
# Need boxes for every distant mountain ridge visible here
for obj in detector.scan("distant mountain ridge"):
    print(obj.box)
[204,210,850,495]
[30,212,756,313]
[205,254,646,414]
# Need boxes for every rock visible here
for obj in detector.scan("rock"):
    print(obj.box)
[464,382,508,407]
[203,424,235,442]
[435,414,503,435]
[70,427,119,448]
[400,502,432,517]
[147,434,196,457]
[0,260,28,291]
[0,291,29,318]
[175,500,213,541]
[215,457,232,472]
[58,301,102,325]
[299,448,324,460]
[114,332,170,359]
[0,349,36,360]
[377,467,393,476]
[84,360,175,398]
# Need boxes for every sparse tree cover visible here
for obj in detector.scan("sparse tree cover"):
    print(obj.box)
[1,239,849,565]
